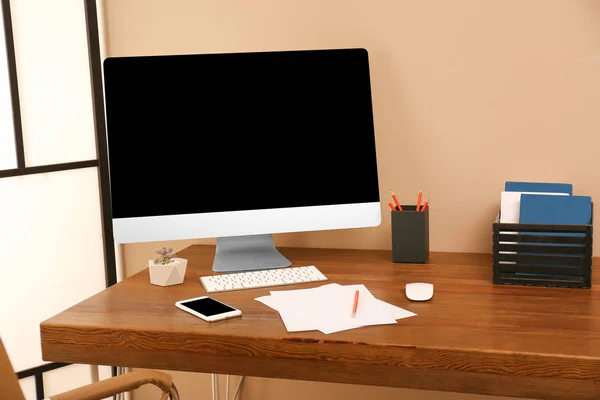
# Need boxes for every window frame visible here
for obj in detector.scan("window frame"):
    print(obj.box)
[0,0,117,397]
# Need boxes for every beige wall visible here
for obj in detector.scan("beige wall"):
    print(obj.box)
[105,0,600,399]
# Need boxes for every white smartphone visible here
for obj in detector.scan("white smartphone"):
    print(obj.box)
[175,296,242,322]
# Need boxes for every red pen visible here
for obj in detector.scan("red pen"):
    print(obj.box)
[416,190,423,211]
[421,198,429,212]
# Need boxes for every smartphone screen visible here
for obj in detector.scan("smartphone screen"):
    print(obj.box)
[179,297,236,316]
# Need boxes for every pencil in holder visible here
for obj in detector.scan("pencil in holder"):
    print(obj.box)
[392,205,430,263]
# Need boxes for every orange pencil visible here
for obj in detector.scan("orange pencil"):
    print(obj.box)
[390,190,403,211]
[421,198,429,212]
[388,201,395,210]
[416,190,423,211]
[351,290,359,318]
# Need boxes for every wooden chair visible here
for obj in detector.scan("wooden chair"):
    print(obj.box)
[0,338,179,400]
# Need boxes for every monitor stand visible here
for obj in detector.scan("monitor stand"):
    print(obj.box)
[212,234,292,273]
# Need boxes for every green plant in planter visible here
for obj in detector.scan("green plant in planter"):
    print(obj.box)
[154,247,176,265]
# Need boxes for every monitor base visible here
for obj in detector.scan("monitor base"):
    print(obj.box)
[212,234,292,273]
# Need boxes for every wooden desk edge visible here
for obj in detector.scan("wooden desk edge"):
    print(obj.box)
[39,247,600,400]
[39,322,600,400]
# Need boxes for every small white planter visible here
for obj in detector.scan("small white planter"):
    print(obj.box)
[148,258,188,287]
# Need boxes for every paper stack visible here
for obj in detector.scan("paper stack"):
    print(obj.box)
[256,283,416,334]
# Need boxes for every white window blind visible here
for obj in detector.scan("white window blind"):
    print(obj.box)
[1,1,111,399]
[10,0,97,167]
[0,168,106,372]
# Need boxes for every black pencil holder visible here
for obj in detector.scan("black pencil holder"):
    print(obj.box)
[392,205,429,263]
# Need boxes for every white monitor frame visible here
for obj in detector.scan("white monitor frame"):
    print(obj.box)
[112,202,381,272]
[113,202,380,244]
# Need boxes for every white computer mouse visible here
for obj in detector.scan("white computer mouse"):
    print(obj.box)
[405,282,434,301]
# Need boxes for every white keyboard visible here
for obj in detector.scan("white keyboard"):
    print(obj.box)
[200,266,328,293]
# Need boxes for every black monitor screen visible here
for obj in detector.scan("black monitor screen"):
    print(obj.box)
[103,48,380,219]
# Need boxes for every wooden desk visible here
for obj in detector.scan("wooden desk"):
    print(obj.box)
[41,245,600,400]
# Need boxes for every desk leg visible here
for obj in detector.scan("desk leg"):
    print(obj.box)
[117,366,124,400]
[212,373,219,400]
[226,375,229,400]
[89,365,99,383]
[232,376,244,400]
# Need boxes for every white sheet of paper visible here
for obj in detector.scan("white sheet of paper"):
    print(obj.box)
[255,295,281,310]
[269,283,415,320]
[378,299,417,320]
[269,282,339,298]
[258,283,415,334]
[316,284,398,334]
[267,284,346,332]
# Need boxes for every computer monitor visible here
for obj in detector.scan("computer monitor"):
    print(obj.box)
[102,47,381,272]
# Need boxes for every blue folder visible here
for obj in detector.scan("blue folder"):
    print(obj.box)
[519,194,591,226]
[505,181,573,195]
[516,194,591,272]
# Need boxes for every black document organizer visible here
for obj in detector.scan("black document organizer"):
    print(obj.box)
[492,204,593,289]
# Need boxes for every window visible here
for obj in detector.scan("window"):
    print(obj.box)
[0,0,117,398]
